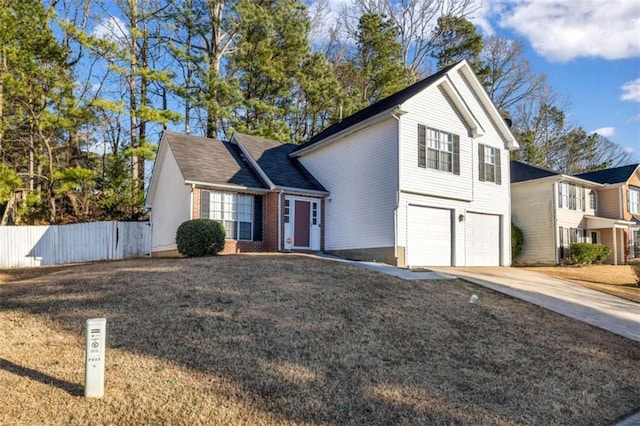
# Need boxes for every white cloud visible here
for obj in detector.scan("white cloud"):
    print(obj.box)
[493,0,640,62]
[623,146,635,154]
[621,78,640,102]
[92,16,129,45]
[591,127,616,137]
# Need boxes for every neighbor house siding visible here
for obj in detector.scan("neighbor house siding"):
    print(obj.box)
[597,187,621,219]
[297,118,398,251]
[151,144,192,254]
[511,181,556,264]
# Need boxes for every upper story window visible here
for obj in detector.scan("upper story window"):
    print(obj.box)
[478,144,501,184]
[558,182,585,211]
[589,190,597,211]
[201,191,254,240]
[418,124,459,175]
[629,187,640,214]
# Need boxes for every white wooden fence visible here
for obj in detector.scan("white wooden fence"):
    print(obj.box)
[0,221,152,268]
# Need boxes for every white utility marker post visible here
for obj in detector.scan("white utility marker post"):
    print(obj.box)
[85,318,106,398]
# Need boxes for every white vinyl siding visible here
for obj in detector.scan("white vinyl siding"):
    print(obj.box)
[149,144,192,253]
[297,118,398,250]
[400,85,473,201]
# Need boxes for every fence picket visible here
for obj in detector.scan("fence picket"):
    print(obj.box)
[0,222,151,268]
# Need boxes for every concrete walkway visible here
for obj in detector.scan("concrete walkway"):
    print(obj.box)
[430,267,640,343]
[313,253,456,280]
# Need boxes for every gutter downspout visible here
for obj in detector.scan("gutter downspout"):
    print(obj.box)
[552,181,558,264]
[391,107,405,265]
[190,184,195,220]
[277,190,283,252]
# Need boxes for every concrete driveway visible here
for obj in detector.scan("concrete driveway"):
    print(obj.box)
[430,267,640,343]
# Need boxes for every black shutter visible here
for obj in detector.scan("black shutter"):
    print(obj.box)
[253,195,263,241]
[418,124,426,167]
[200,190,210,218]
[478,144,485,181]
[453,135,460,175]
[495,148,501,185]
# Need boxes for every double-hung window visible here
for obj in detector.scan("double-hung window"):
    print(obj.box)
[478,144,501,184]
[628,187,640,214]
[558,183,585,211]
[418,125,459,174]
[201,191,254,240]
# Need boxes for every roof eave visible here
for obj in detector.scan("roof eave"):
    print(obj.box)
[455,62,519,150]
[273,185,329,197]
[185,180,271,194]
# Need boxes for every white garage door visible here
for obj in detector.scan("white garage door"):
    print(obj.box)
[407,206,452,267]
[466,213,500,266]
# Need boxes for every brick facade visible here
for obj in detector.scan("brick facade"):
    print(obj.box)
[193,186,324,254]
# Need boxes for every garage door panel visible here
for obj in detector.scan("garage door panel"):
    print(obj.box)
[466,213,500,266]
[407,206,452,267]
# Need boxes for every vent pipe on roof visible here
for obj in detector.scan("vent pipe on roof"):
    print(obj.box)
[500,110,513,128]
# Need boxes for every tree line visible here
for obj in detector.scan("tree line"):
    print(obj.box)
[0,0,634,225]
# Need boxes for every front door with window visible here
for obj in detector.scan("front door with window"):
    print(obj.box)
[284,196,321,250]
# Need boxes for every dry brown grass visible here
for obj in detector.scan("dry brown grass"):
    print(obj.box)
[1,255,639,425]
[524,265,640,304]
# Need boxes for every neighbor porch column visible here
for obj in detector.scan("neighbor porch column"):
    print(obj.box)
[612,226,618,266]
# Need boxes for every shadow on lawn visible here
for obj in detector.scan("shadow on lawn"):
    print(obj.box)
[0,358,83,397]
[1,256,639,425]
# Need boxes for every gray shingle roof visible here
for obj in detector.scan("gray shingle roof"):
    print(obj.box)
[163,131,267,189]
[233,133,327,192]
[575,164,639,184]
[292,62,460,153]
[510,161,558,183]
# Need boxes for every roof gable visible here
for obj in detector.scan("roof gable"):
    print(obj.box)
[232,133,327,193]
[292,60,517,157]
[160,131,267,189]
[575,164,640,184]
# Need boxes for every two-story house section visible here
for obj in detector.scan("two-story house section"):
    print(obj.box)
[291,60,519,267]
[576,164,640,261]
[511,161,635,265]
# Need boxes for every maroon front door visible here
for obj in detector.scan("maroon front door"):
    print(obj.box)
[294,200,310,247]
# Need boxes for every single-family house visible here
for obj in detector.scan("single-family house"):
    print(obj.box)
[510,161,637,265]
[146,60,519,266]
[145,131,328,255]
[575,164,640,261]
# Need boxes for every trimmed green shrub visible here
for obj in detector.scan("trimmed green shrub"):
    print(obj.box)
[176,219,225,257]
[511,223,524,260]
[568,243,611,265]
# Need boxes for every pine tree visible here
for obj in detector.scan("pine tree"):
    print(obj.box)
[229,0,312,141]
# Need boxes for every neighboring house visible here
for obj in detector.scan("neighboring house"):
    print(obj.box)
[510,161,637,265]
[145,131,327,256]
[291,60,518,267]
[576,164,640,261]
[147,60,519,266]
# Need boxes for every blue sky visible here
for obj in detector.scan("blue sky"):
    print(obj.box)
[88,0,639,161]
[310,0,640,162]
[473,0,640,162]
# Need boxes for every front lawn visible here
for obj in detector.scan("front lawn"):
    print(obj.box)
[1,255,639,425]
[524,265,640,303]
